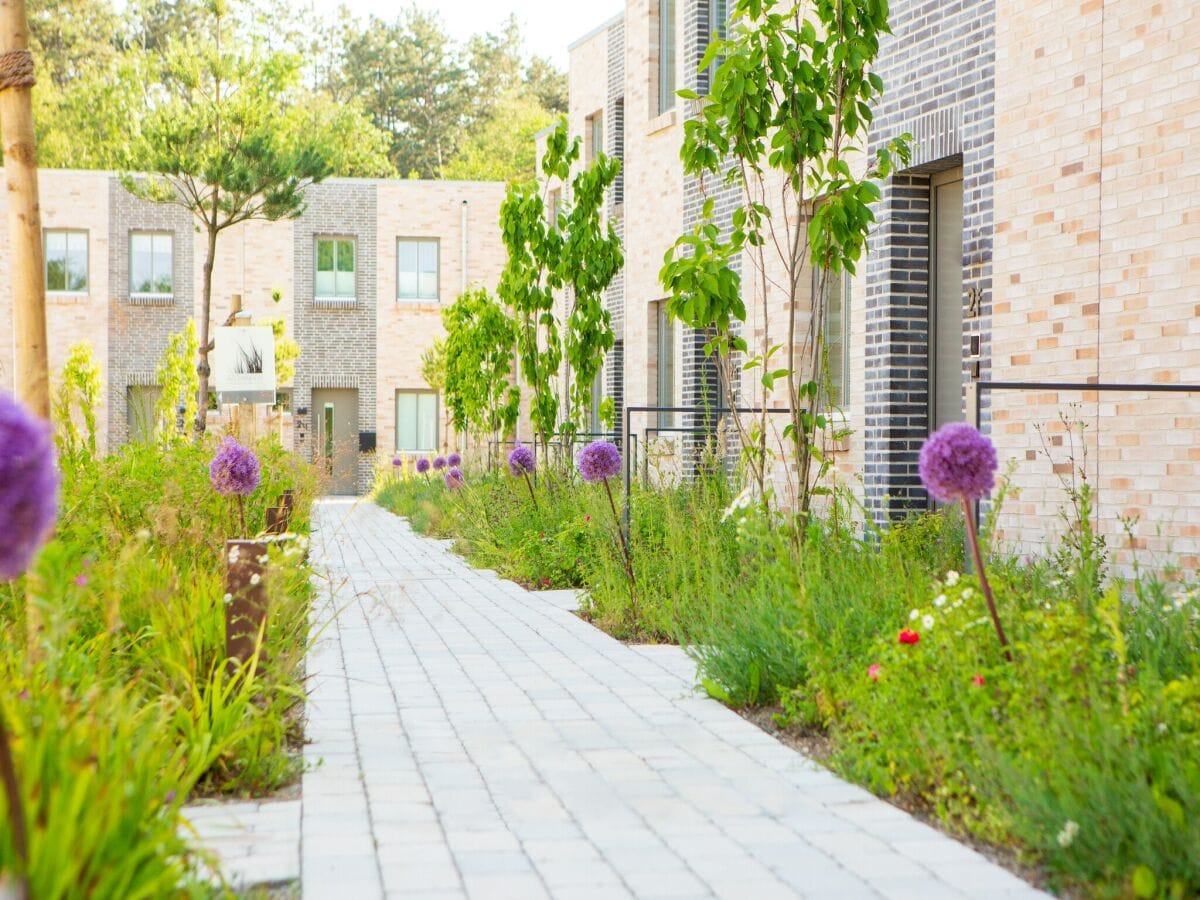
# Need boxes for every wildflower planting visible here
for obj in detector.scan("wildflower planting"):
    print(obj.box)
[0,390,318,895]
[376,432,1200,898]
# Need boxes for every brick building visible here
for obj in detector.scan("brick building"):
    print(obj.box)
[557,0,1200,569]
[0,172,507,493]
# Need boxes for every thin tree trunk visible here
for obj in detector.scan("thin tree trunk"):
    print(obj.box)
[0,0,49,419]
[195,220,218,437]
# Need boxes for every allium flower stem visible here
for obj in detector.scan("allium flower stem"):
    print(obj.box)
[961,496,1012,660]
[522,472,538,510]
[238,494,247,536]
[601,476,638,622]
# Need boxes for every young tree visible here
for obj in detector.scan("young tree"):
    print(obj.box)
[127,0,355,437]
[661,0,909,517]
[498,120,622,454]
[441,289,520,449]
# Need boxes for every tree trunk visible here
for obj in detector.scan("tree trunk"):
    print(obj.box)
[0,0,48,420]
[195,221,218,437]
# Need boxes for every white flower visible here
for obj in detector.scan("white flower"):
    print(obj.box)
[222,593,233,606]
[721,485,756,522]
[228,547,241,563]
[945,570,960,586]
[249,573,261,586]
[962,587,974,600]
[1056,820,1079,848]
[909,609,920,622]
[258,554,270,565]
[136,528,152,541]
[922,614,935,630]
[933,594,947,608]
[1157,722,1168,735]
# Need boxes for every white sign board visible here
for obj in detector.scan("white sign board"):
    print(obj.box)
[213,326,277,404]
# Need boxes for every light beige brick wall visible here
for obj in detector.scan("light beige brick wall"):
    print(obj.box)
[374,181,507,459]
[992,1,1200,571]
[621,0,685,432]
[0,171,111,449]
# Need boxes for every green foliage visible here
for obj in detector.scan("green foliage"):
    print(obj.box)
[662,0,910,509]
[52,341,102,465]
[442,289,520,444]
[263,316,300,386]
[419,338,446,394]
[0,435,319,892]
[442,90,556,182]
[378,464,1200,896]
[154,319,200,448]
[499,120,623,449]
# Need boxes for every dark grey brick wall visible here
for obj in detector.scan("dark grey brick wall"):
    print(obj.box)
[107,177,194,448]
[681,0,738,470]
[292,181,378,493]
[864,0,995,520]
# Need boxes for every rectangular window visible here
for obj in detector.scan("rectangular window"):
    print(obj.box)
[656,300,675,428]
[316,237,356,299]
[586,111,604,162]
[395,390,438,452]
[397,239,439,301]
[658,0,676,115]
[815,267,850,407]
[45,230,88,293]
[707,0,730,92]
[130,232,173,297]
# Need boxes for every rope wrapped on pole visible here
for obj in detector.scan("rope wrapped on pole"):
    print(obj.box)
[0,48,34,91]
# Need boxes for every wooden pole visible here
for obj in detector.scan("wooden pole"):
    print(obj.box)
[0,0,48,419]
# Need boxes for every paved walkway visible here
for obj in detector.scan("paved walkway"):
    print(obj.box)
[301,498,1045,900]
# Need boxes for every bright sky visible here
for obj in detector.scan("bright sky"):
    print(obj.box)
[311,0,624,68]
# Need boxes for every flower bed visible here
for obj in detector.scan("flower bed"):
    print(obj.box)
[376,441,1200,898]
[0,395,318,894]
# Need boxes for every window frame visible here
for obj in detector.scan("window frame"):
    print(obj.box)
[129,231,174,300]
[44,228,89,295]
[396,238,441,302]
[315,236,357,301]
[394,389,440,453]
[656,299,675,429]
[657,0,677,115]
[814,266,851,408]
[586,111,604,162]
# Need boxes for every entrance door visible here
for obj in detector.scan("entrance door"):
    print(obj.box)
[311,388,359,494]
[929,171,965,431]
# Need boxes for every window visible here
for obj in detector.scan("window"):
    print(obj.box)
[395,390,438,452]
[45,230,87,293]
[397,239,439,301]
[547,189,562,230]
[130,232,173,296]
[815,267,850,407]
[706,0,730,92]
[657,0,676,115]
[656,300,675,428]
[586,111,604,162]
[316,237,356,300]
[126,385,163,444]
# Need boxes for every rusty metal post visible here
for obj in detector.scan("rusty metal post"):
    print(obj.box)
[224,540,269,667]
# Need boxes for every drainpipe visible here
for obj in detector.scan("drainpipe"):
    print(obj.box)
[460,199,469,294]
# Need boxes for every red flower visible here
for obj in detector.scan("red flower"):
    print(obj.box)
[972,673,985,686]
[542,578,551,587]
[868,664,882,681]
[898,629,920,645]
[584,515,591,522]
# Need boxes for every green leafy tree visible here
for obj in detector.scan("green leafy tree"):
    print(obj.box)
[419,337,446,393]
[52,341,102,464]
[263,317,300,385]
[498,120,623,453]
[441,289,520,447]
[661,0,909,515]
[126,0,351,437]
[154,320,200,447]
[442,91,555,182]
[337,8,470,178]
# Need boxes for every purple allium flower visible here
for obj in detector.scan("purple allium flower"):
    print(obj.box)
[508,445,535,477]
[918,422,997,503]
[209,436,261,497]
[448,452,462,468]
[415,457,431,474]
[444,467,465,489]
[433,456,448,471]
[0,392,59,580]
[577,441,622,483]
[392,456,402,467]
